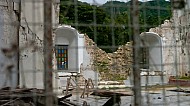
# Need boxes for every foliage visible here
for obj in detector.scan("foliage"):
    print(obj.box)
[139,0,172,31]
[102,0,172,32]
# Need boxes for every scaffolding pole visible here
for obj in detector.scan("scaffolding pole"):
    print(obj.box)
[44,0,53,106]
[131,0,141,106]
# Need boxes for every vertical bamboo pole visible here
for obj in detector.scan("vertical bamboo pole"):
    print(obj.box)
[131,0,141,106]
[44,0,53,105]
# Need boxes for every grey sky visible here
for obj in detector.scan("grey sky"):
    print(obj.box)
[78,0,156,5]
[78,0,126,5]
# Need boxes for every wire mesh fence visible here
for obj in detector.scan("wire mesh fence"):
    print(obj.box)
[0,0,190,106]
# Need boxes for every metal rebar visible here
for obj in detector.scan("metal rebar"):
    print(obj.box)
[44,0,53,105]
[131,0,141,106]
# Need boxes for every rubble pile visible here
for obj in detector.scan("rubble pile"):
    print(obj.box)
[108,42,133,80]
[0,87,45,105]
[84,35,133,81]
[0,87,75,106]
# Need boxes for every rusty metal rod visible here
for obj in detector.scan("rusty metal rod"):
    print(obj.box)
[131,0,142,106]
[44,0,53,106]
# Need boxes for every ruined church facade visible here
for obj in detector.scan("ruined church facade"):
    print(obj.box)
[146,2,190,77]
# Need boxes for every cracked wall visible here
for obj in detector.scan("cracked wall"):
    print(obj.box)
[148,8,190,77]
[19,1,60,89]
[0,1,19,88]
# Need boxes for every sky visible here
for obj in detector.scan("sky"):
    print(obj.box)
[78,0,128,5]
[78,0,162,5]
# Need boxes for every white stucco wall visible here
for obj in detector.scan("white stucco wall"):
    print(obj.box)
[177,9,190,76]
[168,8,190,76]
[140,32,163,72]
[55,26,84,73]
[149,14,190,77]
[149,20,178,77]
[19,1,60,89]
[148,1,190,77]
[19,1,44,89]
[78,34,84,73]
[185,0,190,10]
[19,1,87,89]
[0,1,18,88]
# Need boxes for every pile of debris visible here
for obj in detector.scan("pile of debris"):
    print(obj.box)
[108,42,133,80]
[84,35,133,81]
[0,87,75,106]
[0,87,45,105]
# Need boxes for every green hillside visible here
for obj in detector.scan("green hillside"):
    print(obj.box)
[101,0,171,30]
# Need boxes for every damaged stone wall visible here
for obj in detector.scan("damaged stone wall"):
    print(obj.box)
[83,35,133,81]
[148,9,190,77]
[0,1,19,88]
[108,42,133,80]
[176,10,190,76]
[149,20,177,76]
